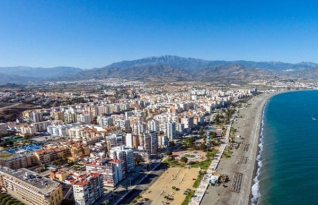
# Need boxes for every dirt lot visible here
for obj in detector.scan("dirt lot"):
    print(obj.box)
[141,167,199,205]
[0,102,13,108]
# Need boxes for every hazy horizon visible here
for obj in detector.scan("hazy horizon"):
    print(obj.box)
[1,55,318,70]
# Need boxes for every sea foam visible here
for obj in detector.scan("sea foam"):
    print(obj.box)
[251,104,266,205]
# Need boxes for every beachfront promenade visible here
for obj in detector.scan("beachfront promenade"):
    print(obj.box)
[197,92,277,205]
[190,122,231,205]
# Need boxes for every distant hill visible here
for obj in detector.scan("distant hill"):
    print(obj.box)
[192,65,276,83]
[0,72,40,84]
[65,55,318,82]
[104,55,211,70]
[104,55,318,71]
[0,66,82,78]
[63,65,192,81]
[2,56,318,84]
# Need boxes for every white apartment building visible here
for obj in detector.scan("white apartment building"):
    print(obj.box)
[125,134,133,148]
[20,125,36,135]
[158,135,168,147]
[31,111,43,122]
[0,123,7,134]
[86,159,124,187]
[176,123,185,134]
[47,124,71,136]
[31,121,50,132]
[132,121,147,136]
[125,111,134,120]
[148,120,159,132]
[98,116,113,127]
[69,172,104,205]
[144,133,158,154]
[109,145,135,173]
[97,105,110,115]
[77,114,91,124]
[115,119,130,132]
[64,110,77,123]
[166,121,176,140]
[182,116,194,129]
[106,134,123,147]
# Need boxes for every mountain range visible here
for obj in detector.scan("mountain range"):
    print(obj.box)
[0,66,82,83]
[1,56,318,84]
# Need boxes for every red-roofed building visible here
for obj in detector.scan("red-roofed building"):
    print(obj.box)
[34,147,71,164]
[86,158,124,187]
[66,172,103,205]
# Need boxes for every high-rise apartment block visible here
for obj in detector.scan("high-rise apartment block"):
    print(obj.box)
[166,121,176,140]
[109,145,135,173]
[68,172,104,205]
[86,159,124,187]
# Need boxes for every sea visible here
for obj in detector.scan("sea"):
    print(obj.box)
[251,90,318,205]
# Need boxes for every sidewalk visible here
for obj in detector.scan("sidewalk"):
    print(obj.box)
[113,161,162,205]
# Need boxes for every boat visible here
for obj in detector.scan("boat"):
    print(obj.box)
[312,118,316,121]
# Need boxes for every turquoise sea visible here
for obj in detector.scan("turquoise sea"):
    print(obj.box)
[251,90,318,205]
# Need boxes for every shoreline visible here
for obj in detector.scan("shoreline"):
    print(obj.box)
[200,92,280,205]
[248,91,290,205]
[200,89,307,205]
[248,96,268,205]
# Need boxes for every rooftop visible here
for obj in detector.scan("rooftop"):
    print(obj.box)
[0,167,61,196]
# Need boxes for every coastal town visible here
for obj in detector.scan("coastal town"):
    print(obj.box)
[0,78,272,205]
[1,1,318,204]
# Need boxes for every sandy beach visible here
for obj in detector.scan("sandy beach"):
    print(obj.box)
[141,167,199,205]
[201,92,278,205]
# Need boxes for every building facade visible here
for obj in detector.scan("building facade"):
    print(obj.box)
[86,159,124,187]
[67,172,104,205]
[0,167,63,205]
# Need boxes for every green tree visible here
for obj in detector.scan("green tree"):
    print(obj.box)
[199,128,204,136]
[6,199,14,205]
[200,144,207,150]
[2,197,11,203]
[184,137,195,148]
[168,141,175,147]
[215,114,221,124]
[168,155,175,161]
[181,156,188,163]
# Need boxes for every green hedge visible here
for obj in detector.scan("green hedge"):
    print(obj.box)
[0,193,26,205]
[181,190,195,205]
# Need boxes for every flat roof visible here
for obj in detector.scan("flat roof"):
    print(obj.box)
[0,167,61,196]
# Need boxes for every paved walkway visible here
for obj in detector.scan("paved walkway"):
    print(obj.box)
[190,122,232,205]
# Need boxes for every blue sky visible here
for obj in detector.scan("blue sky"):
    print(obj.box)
[0,0,318,68]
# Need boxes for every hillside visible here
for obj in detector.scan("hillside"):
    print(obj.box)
[65,56,316,82]
[193,65,276,83]
[104,55,318,71]
[0,73,40,84]
[63,65,192,81]
[2,56,318,83]
[0,66,82,78]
